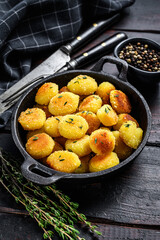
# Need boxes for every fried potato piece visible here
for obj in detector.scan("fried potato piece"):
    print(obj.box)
[46,150,81,173]
[35,82,58,105]
[48,92,79,115]
[67,75,97,95]
[59,86,70,93]
[18,108,46,131]
[34,104,52,118]
[26,133,55,159]
[58,114,89,139]
[112,131,133,160]
[79,95,102,113]
[65,135,92,157]
[89,152,119,172]
[44,116,62,137]
[97,104,118,126]
[96,81,115,104]
[113,113,139,130]
[119,120,143,149]
[76,111,100,135]
[89,129,115,155]
[110,90,132,114]
[26,126,45,140]
[74,155,91,173]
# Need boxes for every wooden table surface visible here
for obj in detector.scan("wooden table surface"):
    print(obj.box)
[1,0,160,239]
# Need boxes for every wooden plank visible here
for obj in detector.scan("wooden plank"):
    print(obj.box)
[114,0,160,32]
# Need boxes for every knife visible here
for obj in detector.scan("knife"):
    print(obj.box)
[0,14,121,106]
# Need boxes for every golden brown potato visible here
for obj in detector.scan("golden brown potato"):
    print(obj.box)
[113,113,139,130]
[46,150,81,173]
[18,108,46,131]
[74,155,91,173]
[110,90,132,114]
[67,75,97,95]
[97,104,118,126]
[26,133,55,159]
[79,95,102,113]
[35,82,58,105]
[26,126,45,140]
[96,81,115,104]
[76,111,100,134]
[59,86,70,93]
[58,114,89,139]
[89,129,115,155]
[44,116,62,137]
[34,104,52,118]
[112,131,133,160]
[89,152,119,172]
[119,120,143,149]
[65,135,92,157]
[48,92,79,116]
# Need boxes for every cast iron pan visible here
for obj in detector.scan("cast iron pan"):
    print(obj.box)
[11,56,152,185]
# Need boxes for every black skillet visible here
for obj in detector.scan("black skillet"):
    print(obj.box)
[11,56,152,185]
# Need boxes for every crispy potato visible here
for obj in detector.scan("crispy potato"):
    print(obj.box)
[89,152,119,172]
[112,131,133,160]
[96,82,115,104]
[34,104,52,118]
[35,82,58,105]
[110,90,132,114]
[18,108,46,131]
[26,126,45,140]
[46,150,81,173]
[58,114,89,139]
[67,75,97,95]
[76,111,100,134]
[89,129,115,155]
[113,113,139,130]
[97,104,118,126]
[65,135,92,157]
[59,86,70,93]
[74,155,91,173]
[48,92,79,116]
[119,120,143,149]
[79,95,102,113]
[44,116,62,137]
[26,133,55,159]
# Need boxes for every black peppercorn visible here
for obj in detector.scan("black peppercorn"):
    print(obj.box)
[119,42,160,72]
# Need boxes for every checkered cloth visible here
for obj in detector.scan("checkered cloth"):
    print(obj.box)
[0,0,135,129]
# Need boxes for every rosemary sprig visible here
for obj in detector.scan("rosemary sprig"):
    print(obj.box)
[0,149,101,239]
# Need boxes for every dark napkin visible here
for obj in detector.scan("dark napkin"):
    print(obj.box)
[0,0,135,130]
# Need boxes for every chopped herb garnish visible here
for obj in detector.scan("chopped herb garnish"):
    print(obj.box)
[100,141,104,144]
[68,149,73,152]
[50,86,53,88]
[105,108,109,114]
[79,125,83,129]
[33,136,39,141]
[73,141,77,143]
[55,117,60,121]
[59,155,61,158]
[114,94,119,97]
[74,81,79,84]
[57,95,63,98]
[94,138,97,144]
[59,159,65,161]
[26,110,32,115]
[65,118,74,124]
[124,123,131,128]
[83,76,87,79]
[64,101,67,106]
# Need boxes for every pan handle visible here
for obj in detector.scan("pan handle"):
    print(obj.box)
[21,157,68,185]
[91,56,128,82]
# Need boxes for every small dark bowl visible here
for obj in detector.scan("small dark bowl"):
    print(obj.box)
[114,38,160,87]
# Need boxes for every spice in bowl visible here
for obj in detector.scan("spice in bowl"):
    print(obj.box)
[119,42,160,72]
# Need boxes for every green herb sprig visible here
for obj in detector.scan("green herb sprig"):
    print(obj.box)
[0,149,101,240]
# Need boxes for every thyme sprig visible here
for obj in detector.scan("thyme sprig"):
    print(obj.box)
[0,149,101,240]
